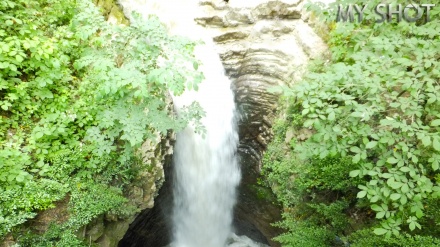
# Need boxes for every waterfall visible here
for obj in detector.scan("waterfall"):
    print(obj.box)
[171,40,241,247]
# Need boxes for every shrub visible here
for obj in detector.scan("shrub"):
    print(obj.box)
[264,0,440,245]
[1,0,203,242]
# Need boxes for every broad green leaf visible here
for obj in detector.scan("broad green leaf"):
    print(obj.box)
[366,141,377,149]
[353,153,361,163]
[15,175,24,182]
[35,132,44,139]
[374,228,388,235]
[328,111,335,121]
[369,180,378,186]
[433,138,440,151]
[422,136,431,147]
[302,108,309,115]
[401,184,409,193]
[387,178,403,189]
[390,193,401,200]
[370,195,380,202]
[431,119,440,126]
[409,222,416,231]
[376,211,385,219]
[400,194,408,205]
[349,170,360,177]
[387,157,398,164]
[416,209,424,218]
[350,146,361,153]
[15,55,23,63]
[399,167,410,172]
[357,190,367,198]
[432,160,439,171]
[371,204,382,212]
[9,64,17,71]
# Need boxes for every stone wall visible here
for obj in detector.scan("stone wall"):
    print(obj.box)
[84,132,175,246]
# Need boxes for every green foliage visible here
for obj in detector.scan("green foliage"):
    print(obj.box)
[264,0,440,245]
[65,182,132,230]
[18,182,133,247]
[274,220,335,247]
[0,179,68,235]
[264,139,359,244]
[1,0,203,243]
[19,225,88,247]
[348,228,440,247]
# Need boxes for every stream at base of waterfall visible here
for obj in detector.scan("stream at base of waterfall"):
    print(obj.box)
[164,234,269,247]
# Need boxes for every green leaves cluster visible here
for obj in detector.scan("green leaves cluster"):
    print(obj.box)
[0,0,203,242]
[263,119,360,246]
[264,0,440,245]
[17,182,131,247]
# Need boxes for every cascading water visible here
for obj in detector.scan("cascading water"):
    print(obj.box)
[171,40,241,247]
[118,0,269,246]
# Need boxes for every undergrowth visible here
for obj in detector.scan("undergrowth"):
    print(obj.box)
[263,0,440,246]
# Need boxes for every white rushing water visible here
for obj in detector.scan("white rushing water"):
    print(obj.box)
[169,8,241,247]
[171,40,241,246]
[118,0,269,246]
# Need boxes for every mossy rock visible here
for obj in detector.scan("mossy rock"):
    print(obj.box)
[93,0,129,25]
[249,183,278,203]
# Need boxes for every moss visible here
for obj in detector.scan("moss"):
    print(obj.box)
[109,6,129,25]
[93,0,129,25]
[249,183,278,203]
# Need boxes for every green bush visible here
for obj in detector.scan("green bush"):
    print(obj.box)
[0,179,68,235]
[19,226,87,247]
[274,220,335,247]
[349,228,440,247]
[264,0,440,245]
[1,0,203,243]
[18,182,132,247]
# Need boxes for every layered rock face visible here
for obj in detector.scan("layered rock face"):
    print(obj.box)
[197,0,327,179]
[84,133,175,246]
